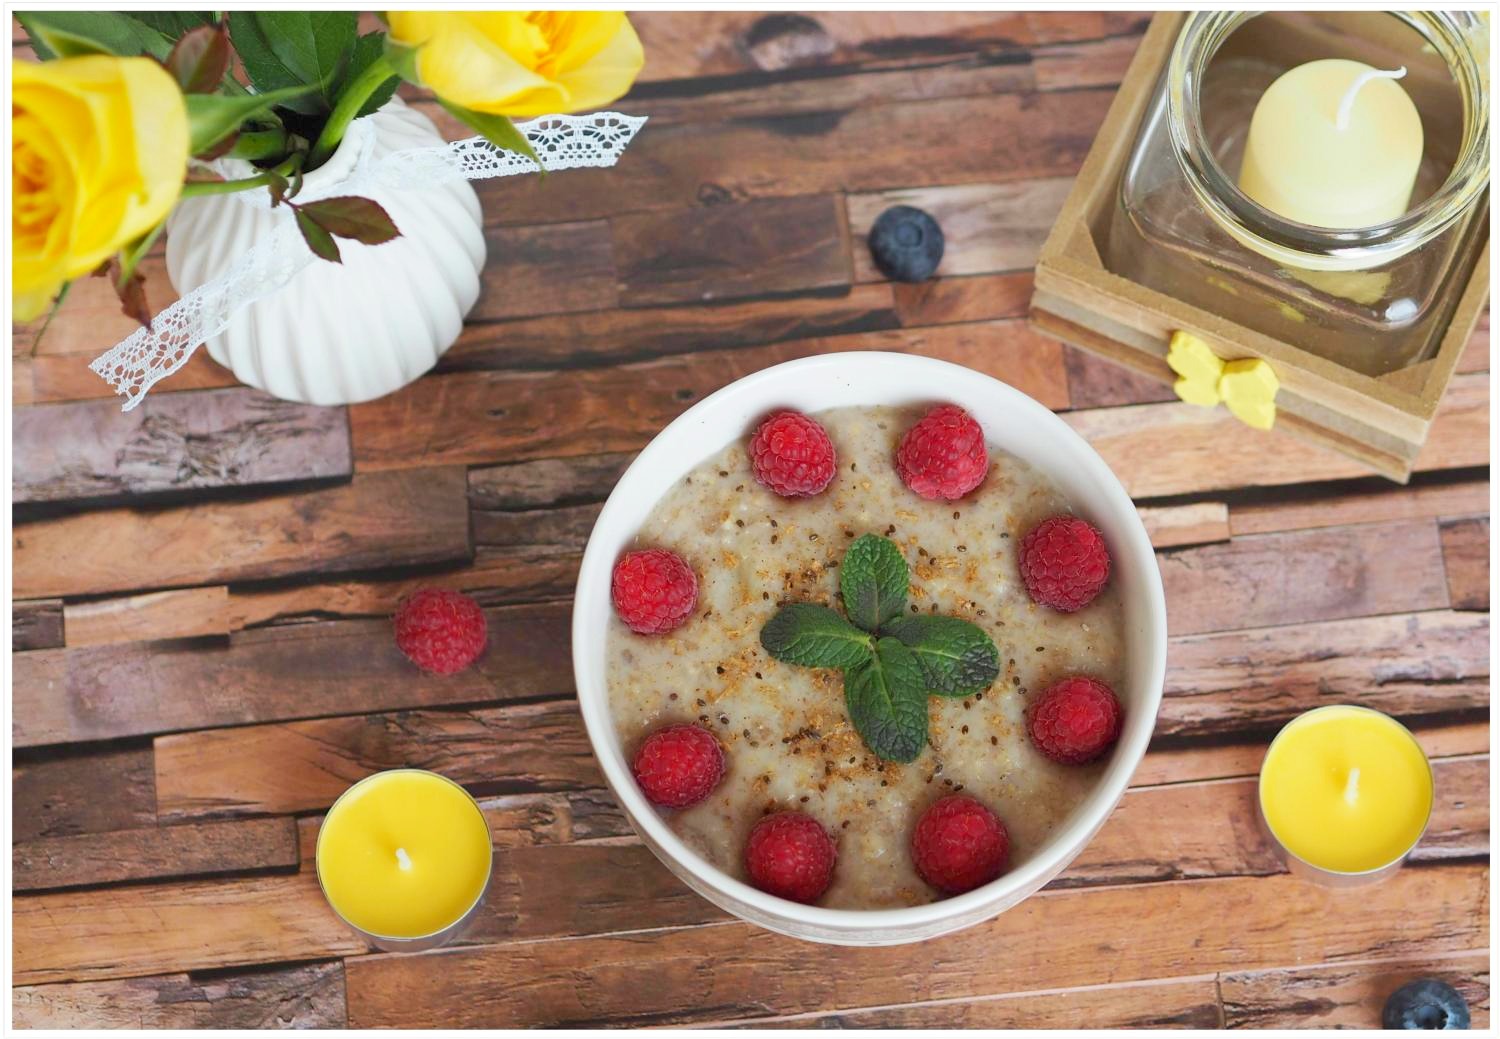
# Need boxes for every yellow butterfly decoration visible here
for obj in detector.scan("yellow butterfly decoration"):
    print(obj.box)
[1166,331,1280,430]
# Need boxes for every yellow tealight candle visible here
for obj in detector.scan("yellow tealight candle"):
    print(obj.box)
[1259,706,1433,881]
[1238,58,1424,228]
[316,770,492,947]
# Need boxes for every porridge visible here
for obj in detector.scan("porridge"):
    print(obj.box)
[607,404,1126,908]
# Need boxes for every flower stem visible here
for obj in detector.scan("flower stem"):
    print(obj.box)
[117,220,167,288]
[308,55,397,169]
[227,128,291,162]
[180,173,277,198]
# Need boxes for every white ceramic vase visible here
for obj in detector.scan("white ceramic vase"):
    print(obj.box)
[165,98,486,406]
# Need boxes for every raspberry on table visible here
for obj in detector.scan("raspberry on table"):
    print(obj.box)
[895,403,989,502]
[631,724,726,809]
[1019,515,1111,612]
[744,811,837,904]
[612,548,698,635]
[750,411,837,497]
[910,794,1010,895]
[1028,676,1123,765]
[392,587,488,675]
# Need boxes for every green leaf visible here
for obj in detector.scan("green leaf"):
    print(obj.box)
[18,11,172,59]
[840,534,909,632]
[340,33,401,118]
[294,209,341,263]
[881,616,1000,697]
[184,84,317,155]
[845,638,929,763]
[760,603,873,670]
[438,98,544,171]
[229,11,356,114]
[296,196,401,245]
[166,23,231,94]
[131,12,216,38]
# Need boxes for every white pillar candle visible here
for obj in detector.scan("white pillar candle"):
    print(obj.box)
[1238,58,1424,229]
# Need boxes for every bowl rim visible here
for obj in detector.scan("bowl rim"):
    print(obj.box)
[572,351,1168,932]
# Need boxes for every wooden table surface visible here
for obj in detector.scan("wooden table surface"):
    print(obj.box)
[11,12,1491,1029]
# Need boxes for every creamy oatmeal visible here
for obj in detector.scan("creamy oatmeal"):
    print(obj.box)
[607,405,1126,908]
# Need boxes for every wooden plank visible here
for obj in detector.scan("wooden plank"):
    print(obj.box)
[13,744,158,841]
[442,283,898,373]
[475,90,1115,226]
[1063,372,1488,499]
[1032,30,1143,91]
[14,601,570,748]
[12,254,174,357]
[468,452,635,511]
[63,587,232,647]
[1063,345,1178,409]
[847,179,1072,282]
[13,598,64,651]
[12,961,348,1029]
[1458,308,1489,373]
[154,699,600,820]
[715,979,1221,1029]
[350,322,1070,471]
[13,389,351,505]
[474,504,600,552]
[1441,517,1489,610]
[1159,610,1488,739]
[612,195,851,307]
[13,817,300,893]
[12,467,472,600]
[16,348,240,406]
[342,865,1489,1027]
[1159,521,1450,638]
[1222,953,1490,1029]
[1230,479,1490,537]
[894,271,1032,327]
[1138,502,1229,549]
[471,220,617,321]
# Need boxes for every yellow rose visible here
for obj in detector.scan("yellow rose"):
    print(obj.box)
[387,11,644,119]
[12,56,189,321]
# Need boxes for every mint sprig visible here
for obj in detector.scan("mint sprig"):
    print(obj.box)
[759,534,1000,763]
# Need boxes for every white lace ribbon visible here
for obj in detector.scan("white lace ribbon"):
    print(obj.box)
[90,112,646,410]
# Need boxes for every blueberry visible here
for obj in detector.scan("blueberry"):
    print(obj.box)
[1383,979,1471,1030]
[868,205,944,283]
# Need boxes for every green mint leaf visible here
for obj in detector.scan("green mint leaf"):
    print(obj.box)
[844,638,929,763]
[840,534,909,632]
[882,616,1000,697]
[295,196,401,245]
[760,603,872,670]
[294,209,342,263]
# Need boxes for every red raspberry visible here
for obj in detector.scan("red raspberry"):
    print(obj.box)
[744,811,837,904]
[750,411,837,497]
[632,724,725,809]
[1019,515,1111,612]
[895,404,989,501]
[910,794,1010,895]
[1028,676,1123,765]
[392,588,488,675]
[612,548,698,635]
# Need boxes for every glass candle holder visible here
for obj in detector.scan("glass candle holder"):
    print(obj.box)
[1104,11,1489,377]
[1257,705,1434,887]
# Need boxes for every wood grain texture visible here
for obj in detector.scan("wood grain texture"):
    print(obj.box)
[1441,516,1489,610]
[1138,502,1230,548]
[1221,953,1490,1029]
[893,271,1033,327]
[13,744,157,841]
[13,598,64,651]
[343,865,1489,1027]
[1064,345,1178,409]
[12,467,472,600]
[13,390,351,505]
[468,452,635,510]
[12,961,347,1029]
[613,194,852,306]
[349,322,1070,470]
[63,586,232,647]
[1158,610,1489,739]
[13,817,299,892]
[1158,520,1450,637]
[14,601,570,748]
[1230,479,1490,537]
[16,348,238,406]
[154,700,599,820]
[471,220,617,321]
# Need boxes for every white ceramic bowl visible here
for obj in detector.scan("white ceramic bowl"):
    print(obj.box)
[573,352,1167,945]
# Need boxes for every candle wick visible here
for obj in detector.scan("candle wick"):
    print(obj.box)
[395,847,412,871]
[1344,767,1361,807]
[1336,66,1406,132]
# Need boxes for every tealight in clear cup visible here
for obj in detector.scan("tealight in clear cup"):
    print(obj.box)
[315,769,494,952]
[1256,705,1434,887]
